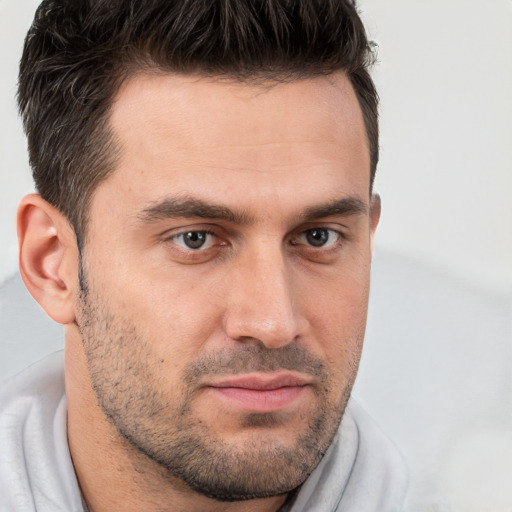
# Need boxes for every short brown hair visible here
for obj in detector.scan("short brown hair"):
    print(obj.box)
[18,0,378,241]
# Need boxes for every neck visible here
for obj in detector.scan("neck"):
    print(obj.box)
[64,332,288,512]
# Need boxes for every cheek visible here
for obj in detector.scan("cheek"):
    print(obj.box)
[303,259,370,325]
[301,267,370,368]
[116,278,224,364]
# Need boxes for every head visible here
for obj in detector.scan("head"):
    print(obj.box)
[18,0,378,244]
[17,0,381,507]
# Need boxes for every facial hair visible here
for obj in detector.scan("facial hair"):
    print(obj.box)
[76,277,353,502]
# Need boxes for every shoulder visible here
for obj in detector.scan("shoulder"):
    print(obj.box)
[0,352,84,512]
[0,351,66,443]
[289,399,408,512]
[1,349,65,398]
[340,400,409,511]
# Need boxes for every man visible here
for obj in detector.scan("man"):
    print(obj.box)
[0,0,407,511]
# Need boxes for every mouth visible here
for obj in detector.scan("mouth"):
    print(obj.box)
[206,373,312,413]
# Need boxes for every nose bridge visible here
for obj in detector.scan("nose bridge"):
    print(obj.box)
[225,240,302,348]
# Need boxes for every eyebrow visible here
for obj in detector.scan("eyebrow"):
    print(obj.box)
[138,195,368,225]
[138,197,255,224]
[300,197,368,220]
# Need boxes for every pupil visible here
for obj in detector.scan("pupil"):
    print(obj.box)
[184,231,206,249]
[306,229,329,247]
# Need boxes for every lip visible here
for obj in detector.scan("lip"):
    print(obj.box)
[206,373,311,413]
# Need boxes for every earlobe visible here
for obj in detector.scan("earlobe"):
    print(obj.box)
[17,194,78,325]
[369,193,381,258]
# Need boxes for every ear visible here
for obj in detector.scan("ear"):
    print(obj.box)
[17,194,79,325]
[369,193,381,258]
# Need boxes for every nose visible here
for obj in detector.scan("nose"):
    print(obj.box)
[223,246,307,349]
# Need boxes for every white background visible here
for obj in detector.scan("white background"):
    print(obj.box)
[362,0,512,294]
[1,1,512,511]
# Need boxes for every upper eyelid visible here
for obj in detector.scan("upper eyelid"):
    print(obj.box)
[163,230,220,253]
[159,224,346,243]
[169,230,217,241]
[292,226,346,238]
[160,225,220,240]
[292,227,343,240]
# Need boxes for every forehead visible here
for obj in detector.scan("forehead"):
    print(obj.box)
[94,72,370,221]
[110,72,368,160]
[113,71,364,136]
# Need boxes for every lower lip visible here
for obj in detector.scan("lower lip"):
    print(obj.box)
[210,386,306,413]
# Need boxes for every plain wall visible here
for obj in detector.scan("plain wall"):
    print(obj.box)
[361,0,512,294]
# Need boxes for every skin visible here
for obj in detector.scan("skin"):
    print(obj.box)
[18,72,380,512]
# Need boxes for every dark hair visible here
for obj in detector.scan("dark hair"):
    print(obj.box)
[18,0,378,240]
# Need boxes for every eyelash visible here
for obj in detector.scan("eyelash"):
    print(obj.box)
[163,226,345,254]
[290,227,344,249]
[164,229,220,251]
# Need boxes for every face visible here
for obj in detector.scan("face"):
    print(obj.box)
[75,72,379,501]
